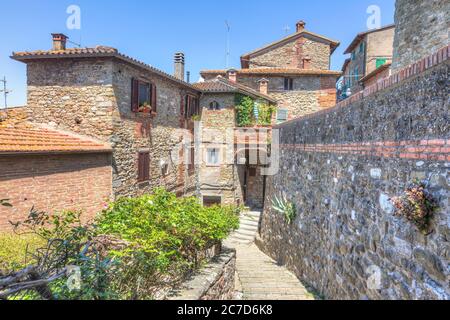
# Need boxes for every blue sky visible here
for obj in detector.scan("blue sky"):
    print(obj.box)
[0,0,395,107]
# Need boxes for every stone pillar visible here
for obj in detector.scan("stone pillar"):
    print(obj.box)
[226,69,237,82]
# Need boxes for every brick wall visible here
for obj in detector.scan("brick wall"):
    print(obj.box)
[0,153,112,232]
[258,57,449,299]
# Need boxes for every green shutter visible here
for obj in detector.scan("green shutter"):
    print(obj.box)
[376,58,387,68]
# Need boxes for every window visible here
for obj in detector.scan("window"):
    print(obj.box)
[137,152,150,182]
[131,78,157,113]
[354,67,359,81]
[284,78,294,91]
[276,109,288,123]
[206,148,220,166]
[184,95,200,119]
[188,145,195,173]
[209,101,220,110]
[249,167,257,177]
[351,51,356,60]
[359,42,365,54]
[376,58,387,69]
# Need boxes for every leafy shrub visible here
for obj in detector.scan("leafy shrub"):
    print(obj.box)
[235,94,254,127]
[96,188,240,299]
[392,181,438,234]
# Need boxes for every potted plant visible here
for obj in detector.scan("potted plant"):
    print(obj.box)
[139,102,152,114]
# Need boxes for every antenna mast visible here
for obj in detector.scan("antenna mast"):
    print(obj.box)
[225,20,231,68]
[0,77,12,109]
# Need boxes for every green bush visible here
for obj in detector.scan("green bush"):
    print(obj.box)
[235,94,275,127]
[0,233,44,273]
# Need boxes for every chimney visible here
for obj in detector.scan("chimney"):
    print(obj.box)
[296,21,306,33]
[258,78,269,95]
[52,33,68,51]
[226,69,237,82]
[174,52,185,81]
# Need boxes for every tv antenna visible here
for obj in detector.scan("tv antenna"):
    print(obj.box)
[0,77,12,109]
[225,20,231,68]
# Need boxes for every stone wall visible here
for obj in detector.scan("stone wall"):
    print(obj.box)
[0,153,112,232]
[237,75,337,120]
[248,35,331,70]
[167,247,236,300]
[392,0,449,71]
[198,93,241,205]
[26,57,198,199]
[258,60,449,300]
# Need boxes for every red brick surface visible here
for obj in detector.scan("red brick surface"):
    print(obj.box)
[0,153,112,232]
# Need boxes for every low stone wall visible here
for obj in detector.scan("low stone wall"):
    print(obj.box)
[167,247,236,300]
[258,60,449,300]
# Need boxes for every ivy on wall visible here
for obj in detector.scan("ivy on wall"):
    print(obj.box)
[235,94,275,127]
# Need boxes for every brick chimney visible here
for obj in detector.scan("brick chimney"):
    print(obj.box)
[258,78,269,95]
[226,69,237,82]
[174,52,185,81]
[52,33,68,51]
[296,21,306,33]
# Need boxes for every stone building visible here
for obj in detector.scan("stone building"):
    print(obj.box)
[193,76,276,208]
[392,0,449,71]
[341,24,395,96]
[201,21,341,121]
[0,107,112,231]
[11,34,202,200]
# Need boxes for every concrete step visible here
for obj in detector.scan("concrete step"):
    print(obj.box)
[228,234,255,242]
[238,224,259,232]
[234,228,257,237]
[242,212,261,219]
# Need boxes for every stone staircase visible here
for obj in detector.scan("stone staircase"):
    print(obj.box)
[227,210,261,244]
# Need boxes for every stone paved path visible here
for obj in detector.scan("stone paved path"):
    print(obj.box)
[227,242,315,300]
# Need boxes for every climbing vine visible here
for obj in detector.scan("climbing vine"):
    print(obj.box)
[235,94,275,127]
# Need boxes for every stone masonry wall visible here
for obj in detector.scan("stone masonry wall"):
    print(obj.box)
[248,35,331,70]
[258,61,449,300]
[237,75,337,120]
[392,0,449,71]
[0,153,112,232]
[199,93,241,205]
[26,57,198,199]
[168,247,236,300]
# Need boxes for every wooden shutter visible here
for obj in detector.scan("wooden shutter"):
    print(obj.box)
[138,152,150,182]
[151,84,157,113]
[131,78,139,112]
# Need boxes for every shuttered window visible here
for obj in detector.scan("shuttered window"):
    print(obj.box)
[184,95,200,119]
[188,145,195,173]
[138,152,150,182]
[131,78,157,114]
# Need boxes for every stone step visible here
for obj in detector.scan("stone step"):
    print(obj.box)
[229,233,255,241]
[240,220,259,228]
[238,224,259,232]
[234,228,257,237]
[241,212,261,219]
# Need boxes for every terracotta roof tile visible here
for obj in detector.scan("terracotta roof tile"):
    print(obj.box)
[200,68,341,76]
[11,47,199,92]
[0,124,112,154]
[193,76,277,103]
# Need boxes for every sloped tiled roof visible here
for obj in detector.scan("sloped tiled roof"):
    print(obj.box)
[193,76,277,103]
[200,68,341,77]
[11,46,199,91]
[359,63,392,83]
[0,124,112,154]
